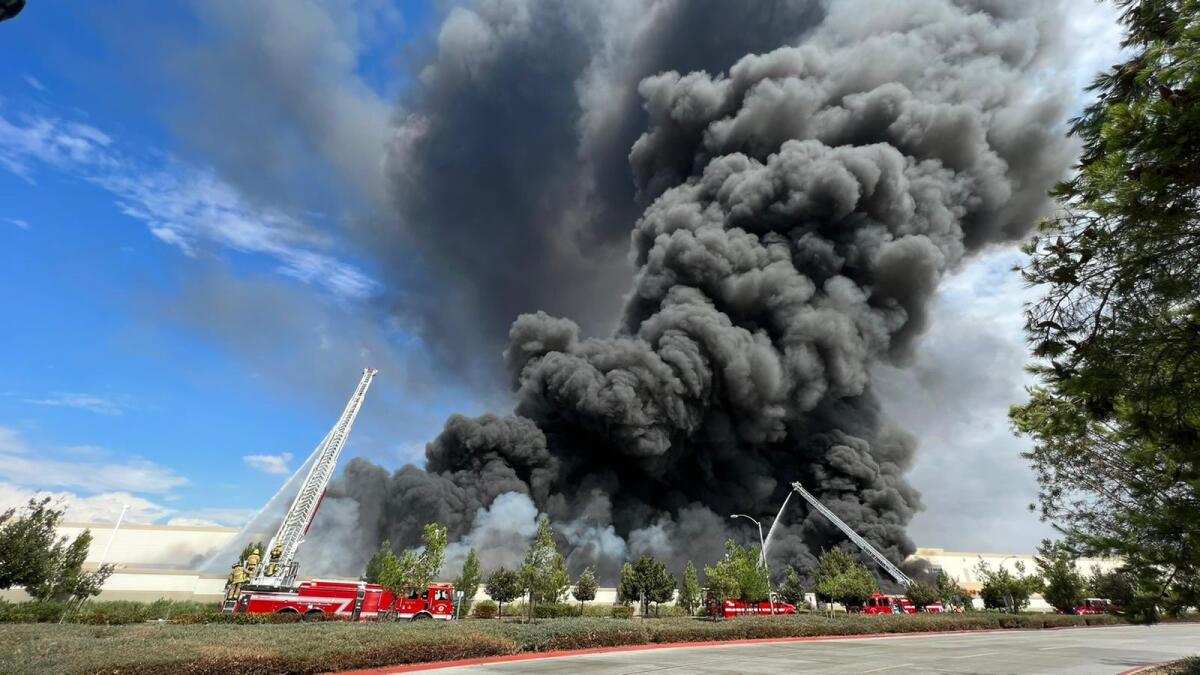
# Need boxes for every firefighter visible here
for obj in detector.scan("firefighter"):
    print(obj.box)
[245,548,261,577]
[266,543,283,577]
[226,562,247,601]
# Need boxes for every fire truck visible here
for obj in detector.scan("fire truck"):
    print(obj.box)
[856,594,944,615]
[232,579,456,621]
[222,370,458,622]
[1066,598,1111,615]
[707,592,797,618]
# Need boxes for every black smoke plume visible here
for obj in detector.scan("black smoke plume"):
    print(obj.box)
[326,0,1074,582]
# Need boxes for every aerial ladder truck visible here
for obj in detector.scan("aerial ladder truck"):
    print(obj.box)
[790,481,941,614]
[220,370,460,621]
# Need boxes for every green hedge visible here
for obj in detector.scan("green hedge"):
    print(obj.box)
[0,599,224,625]
[0,612,1132,674]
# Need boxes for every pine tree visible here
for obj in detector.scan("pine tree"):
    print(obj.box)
[1011,0,1200,623]
[778,566,807,607]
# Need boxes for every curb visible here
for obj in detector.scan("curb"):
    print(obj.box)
[337,623,1124,674]
[1118,662,1173,675]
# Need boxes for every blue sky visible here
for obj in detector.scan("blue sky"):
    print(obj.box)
[0,1,477,526]
[0,1,1127,554]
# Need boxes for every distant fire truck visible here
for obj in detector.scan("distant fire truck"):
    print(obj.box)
[707,593,797,619]
[1066,598,1111,615]
[856,593,944,615]
[221,370,459,622]
[232,579,456,621]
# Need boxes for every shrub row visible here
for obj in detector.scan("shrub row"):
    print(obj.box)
[0,599,222,625]
[0,612,1128,674]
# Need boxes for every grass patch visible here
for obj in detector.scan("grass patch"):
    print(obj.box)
[0,612,1129,674]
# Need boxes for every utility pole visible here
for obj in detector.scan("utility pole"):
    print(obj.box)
[731,514,775,615]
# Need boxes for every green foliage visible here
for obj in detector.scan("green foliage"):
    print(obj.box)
[1035,540,1087,613]
[0,498,65,591]
[975,561,1041,612]
[26,528,114,604]
[814,549,877,610]
[1012,0,1200,625]
[904,581,939,612]
[238,541,264,564]
[678,561,702,615]
[364,540,392,584]
[472,600,497,619]
[610,605,634,619]
[617,555,676,615]
[453,548,481,617]
[704,540,770,604]
[520,517,568,620]
[484,567,522,618]
[0,613,1127,674]
[572,566,597,613]
[778,566,806,606]
[935,570,973,610]
[379,523,448,609]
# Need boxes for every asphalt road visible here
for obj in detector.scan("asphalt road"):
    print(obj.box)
[420,624,1200,674]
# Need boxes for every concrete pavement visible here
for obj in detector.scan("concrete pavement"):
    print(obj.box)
[400,624,1200,674]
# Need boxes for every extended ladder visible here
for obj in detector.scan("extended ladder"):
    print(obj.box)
[790,481,912,587]
[252,368,378,588]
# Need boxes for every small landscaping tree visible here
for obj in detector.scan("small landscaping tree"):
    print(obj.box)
[1035,540,1085,613]
[704,540,769,604]
[1,498,113,603]
[778,566,807,607]
[380,523,448,613]
[904,580,939,612]
[572,566,597,614]
[453,547,482,617]
[27,529,112,603]
[618,555,676,616]
[814,548,877,614]
[485,567,522,618]
[935,570,974,610]
[521,516,567,621]
[364,540,393,584]
[678,561,702,615]
[976,560,1041,612]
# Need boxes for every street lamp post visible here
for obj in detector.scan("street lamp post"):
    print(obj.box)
[730,514,775,615]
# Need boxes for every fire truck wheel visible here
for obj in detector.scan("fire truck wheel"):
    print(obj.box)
[302,610,325,622]
[410,612,433,622]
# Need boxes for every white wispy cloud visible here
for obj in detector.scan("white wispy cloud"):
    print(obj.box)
[22,74,46,92]
[242,452,293,475]
[0,426,186,495]
[0,482,173,524]
[0,110,374,300]
[24,392,125,416]
[5,218,29,229]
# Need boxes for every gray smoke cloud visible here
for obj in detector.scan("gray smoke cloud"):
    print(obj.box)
[322,0,1075,584]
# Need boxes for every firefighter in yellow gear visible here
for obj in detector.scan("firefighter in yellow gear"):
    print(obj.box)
[245,548,261,577]
[226,562,247,601]
[266,543,283,577]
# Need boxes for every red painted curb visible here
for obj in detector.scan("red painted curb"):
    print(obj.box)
[337,623,1122,674]
[1117,661,1172,675]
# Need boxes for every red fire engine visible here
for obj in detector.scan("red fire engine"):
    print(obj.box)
[232,579,456,621]
[221,370,457,623]
[708,593,797,618]
[855,593,944,615]
[1066,598,1111,615]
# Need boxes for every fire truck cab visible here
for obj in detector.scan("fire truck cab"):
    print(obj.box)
[233,580,456,621]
